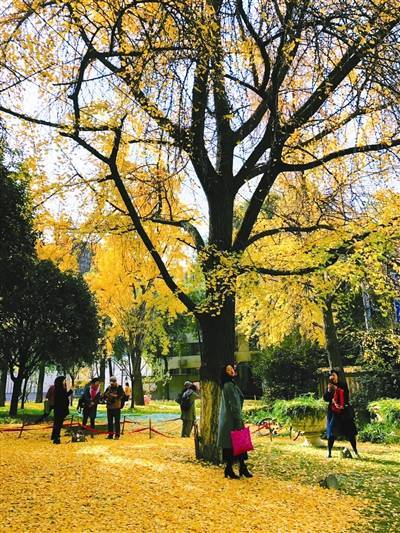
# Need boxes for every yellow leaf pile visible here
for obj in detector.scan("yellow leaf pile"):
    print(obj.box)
[0,429,367,532]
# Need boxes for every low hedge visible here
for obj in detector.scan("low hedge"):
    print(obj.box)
[271,394,326,426]
[358,422,400,444]
[368,399,400,426]
[244,395,326,426]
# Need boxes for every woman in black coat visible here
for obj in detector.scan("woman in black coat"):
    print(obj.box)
[323,369,359,458]
[51,376,70,444]
[80,377,101,435]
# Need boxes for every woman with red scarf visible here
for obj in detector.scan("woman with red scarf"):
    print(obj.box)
[80,377,101,435]
[323,370,359,458]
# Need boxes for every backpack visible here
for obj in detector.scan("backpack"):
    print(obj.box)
[121,393,128,409]
[180,393,192,411]
[77,397,86,412]
[46,385,55,408]
[175,392,183,405]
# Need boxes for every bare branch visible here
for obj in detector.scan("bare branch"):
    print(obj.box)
[146,216,205,250]
[246,223,335,247]
[0,105,112,133]
[282,139,400,172]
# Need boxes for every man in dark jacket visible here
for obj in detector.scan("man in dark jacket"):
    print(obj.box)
[103,376,124,440]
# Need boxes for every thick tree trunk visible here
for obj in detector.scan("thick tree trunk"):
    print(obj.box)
[129,374,135,409]
[197,295,236,464]
[194,191,236,463]
[99,357,106,390]
[0,360,7,407]
[133,367,145,405]
[9,372,23,417]
[108,358,114,377]
[163,357,170,401]
[127,354,135,409]
[322,299,344,373]
[35,363,45,403]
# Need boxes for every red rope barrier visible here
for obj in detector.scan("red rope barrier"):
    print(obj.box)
[0,424,54,432]
[0,419,175,438]
[149,427,174,438]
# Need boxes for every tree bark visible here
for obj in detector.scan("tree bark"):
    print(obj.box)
[322,299,344,372]
[0,360,7,407]
[108,357,114,378]
[9,372,23,416]
[35,362,45,403]
[132,364,144,405]
[20,377,29,409]
[99,357,106,390]
[163,357,170,401]
[129,376,135,409]
[197,295,236,463]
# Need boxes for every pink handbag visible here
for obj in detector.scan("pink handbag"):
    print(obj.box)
[230,426,254,456]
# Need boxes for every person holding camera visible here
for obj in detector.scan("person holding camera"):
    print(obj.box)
[102,376,124,440]
[179,382,199,438]
[324,369,359,458]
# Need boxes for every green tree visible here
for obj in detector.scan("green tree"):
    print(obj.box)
[0,163,36,406]
[253,331,325,401]
[1,259,100,416]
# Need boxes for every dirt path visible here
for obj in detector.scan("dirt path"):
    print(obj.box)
[0,430,366,532]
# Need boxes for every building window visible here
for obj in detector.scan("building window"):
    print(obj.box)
[189,342,200,356]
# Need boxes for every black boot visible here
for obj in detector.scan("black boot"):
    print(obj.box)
[224,463,240,479]
[239,461,253,478]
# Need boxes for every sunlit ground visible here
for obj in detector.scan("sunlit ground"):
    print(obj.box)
[1,420,398,532]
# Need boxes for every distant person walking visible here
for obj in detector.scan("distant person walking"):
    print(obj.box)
[324,369,359,458]
[81,377,101,435]
[124,382,132,407]
[179,382,199,438]
[50,376,70,445]
[36,382,55,424]
[217,363,253,479]
[103,376,124,440]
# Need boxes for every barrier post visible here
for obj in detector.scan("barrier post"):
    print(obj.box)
[122,416,126,435]
[149,417,152,439]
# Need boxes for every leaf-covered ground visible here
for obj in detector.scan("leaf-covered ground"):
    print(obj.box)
[0,424,398,532]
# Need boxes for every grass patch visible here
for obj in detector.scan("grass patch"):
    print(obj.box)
[251,436,400,532]
[369,399,400,425]
[0,400,183,424]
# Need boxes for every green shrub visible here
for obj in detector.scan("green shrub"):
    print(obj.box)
[272,394,326,425]
[243,407,274,424]
[252,331,326,401]
[358,422,400,444]
[368,399,400,426]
